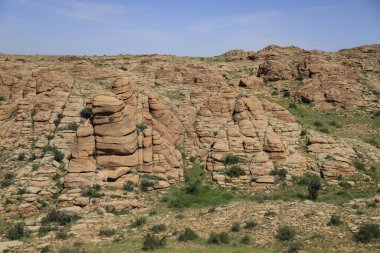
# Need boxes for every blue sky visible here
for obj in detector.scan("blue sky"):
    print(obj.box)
[0,0,379,56]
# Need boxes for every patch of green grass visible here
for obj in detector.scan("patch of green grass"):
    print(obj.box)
[276,100,380,145]
[164,183,235,209]
[162,90,185,101]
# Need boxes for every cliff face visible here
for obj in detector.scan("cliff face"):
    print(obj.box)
[0,44,379,215]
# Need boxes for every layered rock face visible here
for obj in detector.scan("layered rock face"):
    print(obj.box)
[191,87,306,188]
[60,78,182,210]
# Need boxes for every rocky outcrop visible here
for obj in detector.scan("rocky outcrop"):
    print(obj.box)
[60,78,183,211]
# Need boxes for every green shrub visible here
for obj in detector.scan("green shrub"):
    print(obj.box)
[288,103,297,109]
[123,181,134,192]
[313,121,323,127]
[231,222,240,232]
[276,225,296,241]
[283,90,291,97]
[207,231,230,244]
[307,175,321,200]
[42,209,78,226]
[223,154,240,165]
[136,124,147,132]
[240,235,251,244]
[32,163,40,171]
[353,160,365,171]
[185,180,202,195]
[18,152,25,161]
[151,224,166,233]
[56,228,69,239]
[149,209,158,216]
[38,224,56,237]
[43,145,64,162]
[270,168,287,181]
[80,108,92,119]
[6,223,29,240]
[142,234,166,251]
[286,241,303,253]
[177,227,198,242]
[68,122,78,131]
[131,217,147,228]
[140,178,155,192]
[99,228,117,237]
[327,215,342,226]
[81,184,102,198]
[0,172,16,188]
[226,165,245,177]
[244,220,257,230]
[354,223,380,243]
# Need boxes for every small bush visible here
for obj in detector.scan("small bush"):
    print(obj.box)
[352,160,365,171]
[0,172,16,188]
[123,181,134,192]
[276,225,296,241]
[264,210,277,217]
[142,234,166,251]
[6,223,28,240]
[149,209,158,216]
[313,121,323,127]
[151,224,166,233]
[131,217,147,228]
[231,222,240,232]
[68,122,78,131]
[286,241,303,253]
[43,145,64,162]
[81,184,102,198]
[56,228,69,240]
[270,168,287,181]
[283,90,291,97]
[18,152,25,161]
[223,154,240,165]
[32,163,40,171]
[80,108,92,119]
[177,227,198,242]
[244,220,257,230]
[207,231,230,244]
[185,180,202,195]
[288,103,297,109]
[42,209,78,226]
[240,235,251,244]
[99,228,117,237]
[307,175,321,200]
[354,223,380,243]
[38,224,55,237]
[140,178,155,192]
[136,124,147,132]
[327,214,342,226]
[226,165,245,177]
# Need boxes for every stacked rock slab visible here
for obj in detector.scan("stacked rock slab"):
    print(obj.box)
[194,87,305,188]
[60,78,182,210]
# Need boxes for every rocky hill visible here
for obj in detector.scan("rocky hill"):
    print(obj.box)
[0,45,379,252]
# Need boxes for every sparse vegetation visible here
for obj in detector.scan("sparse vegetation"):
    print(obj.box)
[130,217,147,228]
[99,228,117,237]
[142,233,166,251]
[327,214,342,226]
[276,225,296,241]
[80,107,92,119]
[81,184,102,198]
[5,223,29,240]
[225,165,245,177]
[354,223,380,243]
[207,231,230,244]
[151,224,166,233]
[177,227,198,242]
